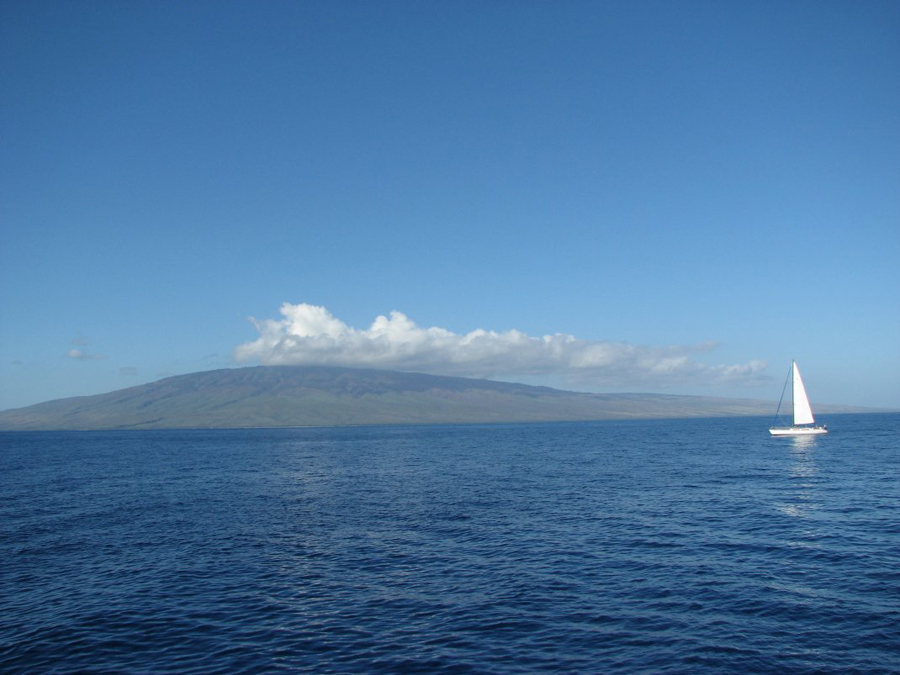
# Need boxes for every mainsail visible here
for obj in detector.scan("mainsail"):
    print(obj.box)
[791,362,815,426]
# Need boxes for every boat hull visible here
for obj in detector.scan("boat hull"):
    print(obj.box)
[769,426,828,436]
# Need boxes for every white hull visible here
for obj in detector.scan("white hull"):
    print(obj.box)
[769,426,828,436]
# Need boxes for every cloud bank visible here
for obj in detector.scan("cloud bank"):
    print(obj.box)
[234,303,767,388]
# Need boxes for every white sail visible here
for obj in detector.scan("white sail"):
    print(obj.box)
[791,361,815,426]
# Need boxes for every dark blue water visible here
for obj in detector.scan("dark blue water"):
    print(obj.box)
[2,414,898,673]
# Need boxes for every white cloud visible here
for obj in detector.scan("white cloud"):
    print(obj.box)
[234,302,767,388]
[67,349,107,361]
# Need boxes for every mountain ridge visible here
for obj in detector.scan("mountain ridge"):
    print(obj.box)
[0,365,876,431]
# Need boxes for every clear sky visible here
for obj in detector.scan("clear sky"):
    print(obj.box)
[1,0,898,410]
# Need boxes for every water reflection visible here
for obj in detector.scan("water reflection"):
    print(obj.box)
[790,435,817,452]
[777,438,819,518]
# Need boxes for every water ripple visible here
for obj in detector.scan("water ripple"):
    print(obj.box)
[1,415,898,673]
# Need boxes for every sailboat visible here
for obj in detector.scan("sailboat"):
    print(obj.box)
[769,361,828,436]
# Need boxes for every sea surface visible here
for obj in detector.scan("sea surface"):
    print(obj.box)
[1,414,898,673]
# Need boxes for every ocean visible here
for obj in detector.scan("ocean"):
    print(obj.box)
[1,414,898,673]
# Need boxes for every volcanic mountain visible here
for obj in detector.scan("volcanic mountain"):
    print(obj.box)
[0,365,864,431]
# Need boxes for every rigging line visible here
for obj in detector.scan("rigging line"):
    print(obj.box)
[772,361,792,426]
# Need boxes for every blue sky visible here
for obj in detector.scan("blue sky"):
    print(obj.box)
[1,0,898,410]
